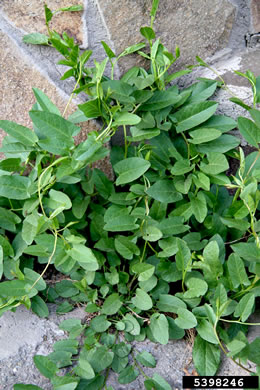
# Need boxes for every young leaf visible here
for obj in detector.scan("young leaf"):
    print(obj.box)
[101,41,116,58]
[193,335,220,375]
[114,157,150,185]
[140,26,156,40]
[196,320,218,344]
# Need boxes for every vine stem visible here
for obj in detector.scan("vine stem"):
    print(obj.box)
[63,61,83,118]
[213,320,254,375]
[220,318,260,326]
[30,230,58,291]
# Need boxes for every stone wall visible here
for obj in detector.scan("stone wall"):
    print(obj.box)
[0,0,259,150]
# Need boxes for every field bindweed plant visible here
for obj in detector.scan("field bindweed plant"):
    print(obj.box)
[0,1,259,389]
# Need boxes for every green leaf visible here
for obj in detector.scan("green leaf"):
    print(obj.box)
[250,107,260,127]
[78,98,101,119]
[142,225,163,242]
[55,280,79,298]
[220,217,250,232]
[136,351,156,368]
[68,244,99,271]
[132,288,153,310]
[203,115,237,132]
[193,335,221,375]
[171,101,218,133]
[132,263,155,281]
[171,160,194,175]
[0,120,38,145]
[0,245,3,279]
[32,88,61,115]
[146,180,183,203]
[190,191,207,223]
[29,111,77,144]
[145,374,172,390]
[175,308,197,329]
[140,26,156,40]
[114,157,150,185]
[101,40,116,58]
[196,134,240,154]
[123,313,141,335]
[101,293,122,315]
[23,33,49,45]
[22,213,39,245]
[238,117,260,148]
[196,320,218,344]
[58,5,83,12]
[151,0,160,17]
[184,278,208,298]
[44,4,53,23]
[14,385,44,390]
[0,175,30,200]
[114,112,141,126]
[149,313,169,345]
[141,90,181,111]
[118,365,139,384]
[234,293,255,322]
[157,294,186,313]
[201,152,229,175]
[231,242,260,262]
[0,280,31,297]
[75,359,95,380]
[247,338,260,364]
[227,254,250,289]
[90,315,111,332]
[189,128,222,144]
[33,355,58,379]
[176,239,191,273]
[31,296,49,318]
[53,339,79,355]
[49,189,72,210]
[86,346,114,372]
[119,42,146,57]
[0,158,21,172]
[104,215,139,232]
[115,236,140,260]
[0,207,21,232]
